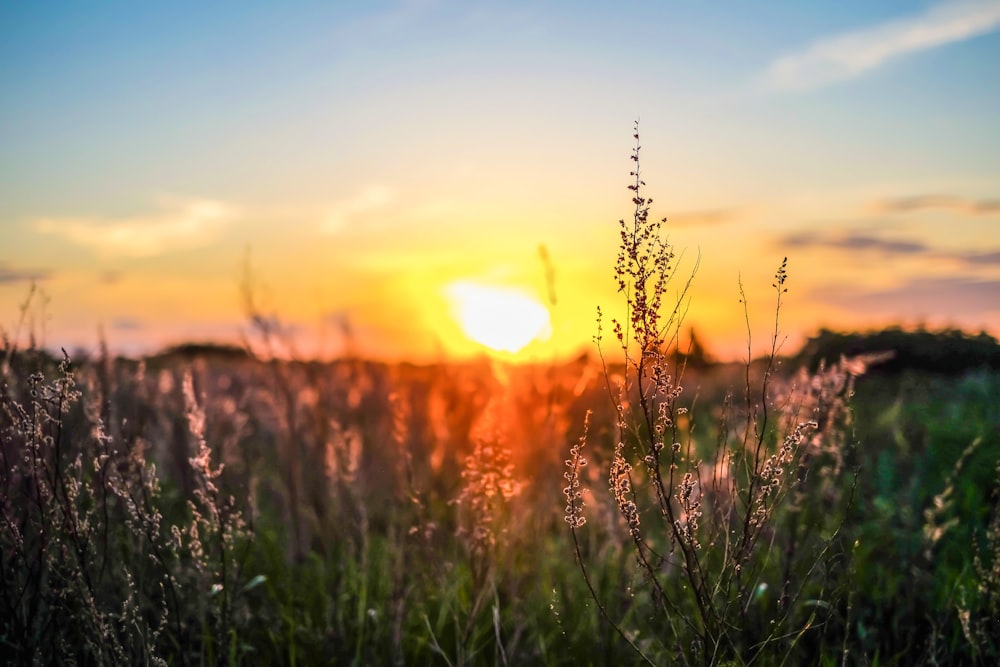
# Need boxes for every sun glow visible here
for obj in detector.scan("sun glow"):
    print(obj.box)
[445,281,552,354]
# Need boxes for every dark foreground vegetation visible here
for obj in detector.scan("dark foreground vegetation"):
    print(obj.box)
[2,333,998,665]
[3,132,998,665]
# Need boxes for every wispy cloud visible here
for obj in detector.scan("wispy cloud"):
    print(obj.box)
[0,264,51,285]
[812,277,1000,319]
[110,317,144,332]
[763,1,1000,92]
[779,228,1000,268]
[782,230,928,255]
[33,197,237,258]
[873,193,1000,215]
[956,249,1000,265]
[320,185,396,235]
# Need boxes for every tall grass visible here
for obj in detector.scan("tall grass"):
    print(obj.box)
[0,346,254,665]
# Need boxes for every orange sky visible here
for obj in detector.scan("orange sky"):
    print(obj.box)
[2,2,999,362]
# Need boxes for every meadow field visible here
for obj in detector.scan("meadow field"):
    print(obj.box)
[3,138,999,666]
[2,328,998,666]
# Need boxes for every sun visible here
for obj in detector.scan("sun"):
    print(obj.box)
[444,281,552,354]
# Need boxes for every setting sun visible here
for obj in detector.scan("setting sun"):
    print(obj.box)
[444,281,552,354]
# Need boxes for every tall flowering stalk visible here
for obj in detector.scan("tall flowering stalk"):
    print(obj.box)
[567,124,859,665]
[563,410,589,530]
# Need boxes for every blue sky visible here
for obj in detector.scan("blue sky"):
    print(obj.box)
[2,1,999,359]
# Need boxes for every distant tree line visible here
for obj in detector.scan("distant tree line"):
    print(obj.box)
[794,326,1000,375]
[9,327,1000,376]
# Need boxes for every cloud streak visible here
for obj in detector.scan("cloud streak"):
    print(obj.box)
[320,185,396,235]
[111,317,145,332]
[779,229,1000,268]
[959,250,1000,265]
[33,197,237,258]
[0,264,51,285]
[782,230,928,255]
[763,1,1000,91]
[873,194,1000,215]
[812,277,1000,320]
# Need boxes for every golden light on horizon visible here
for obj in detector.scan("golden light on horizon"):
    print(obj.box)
[444,281,552,354]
